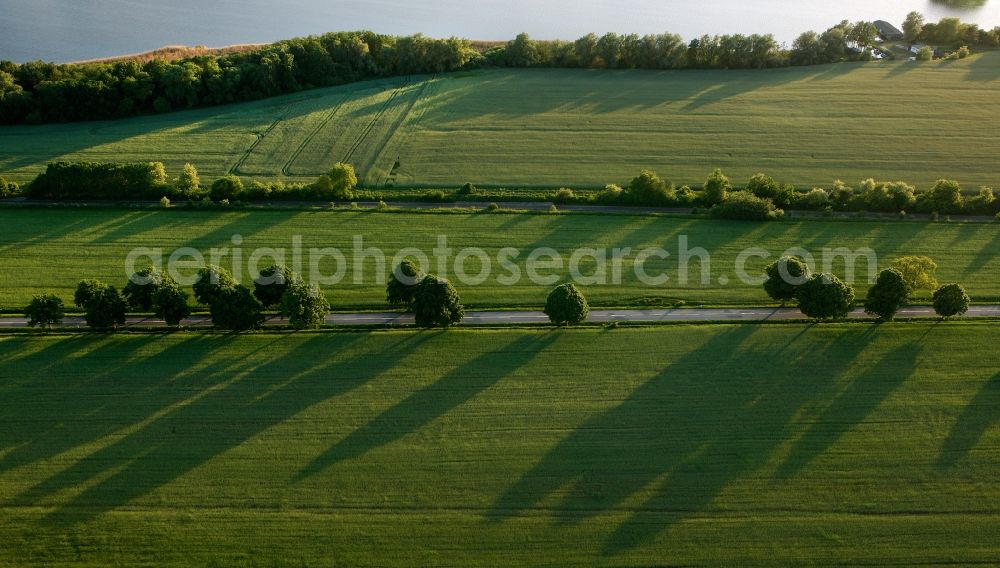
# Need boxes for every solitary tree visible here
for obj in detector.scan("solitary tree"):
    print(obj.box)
[254,264,298,307]
[864,268,911,322]
[933,283,970,318]
[209,284,265,331]
[123,266,165,311]
[796,273,856,320]
[193,265,237,305]
[152,279,191,327]
[280,282,330,329]
[544,283,590,325]
[82,284,128,330]
[386,259,425,309]
[763,256,811,304]
[704,168,731,205]
[25,294,65,328]
[412,276,464,328]
[890,256,939,292]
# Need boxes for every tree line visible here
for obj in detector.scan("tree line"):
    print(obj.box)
[24,255,971,331]
[12,160,1000,219]
[762,254,970,321]
[3,13,996,125]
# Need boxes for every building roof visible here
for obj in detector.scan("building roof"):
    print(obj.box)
[874,20,905,40]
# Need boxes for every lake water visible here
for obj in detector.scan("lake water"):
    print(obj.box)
[1,0,998,63]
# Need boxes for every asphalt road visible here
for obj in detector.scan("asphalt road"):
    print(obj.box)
[2,306,998,329]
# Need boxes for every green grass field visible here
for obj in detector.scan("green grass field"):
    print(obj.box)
[1,324,998,565]
[2,54,1000,188]
[0,208,997,310]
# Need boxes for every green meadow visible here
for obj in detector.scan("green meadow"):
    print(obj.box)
[0,208,997,310]
[1,324,998,565]
[2,54,1000,189]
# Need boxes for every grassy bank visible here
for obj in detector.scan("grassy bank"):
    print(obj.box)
[1,324,998,565]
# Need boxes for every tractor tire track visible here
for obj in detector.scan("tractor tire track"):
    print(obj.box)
[280,93,351,177]
[342,77,411,166]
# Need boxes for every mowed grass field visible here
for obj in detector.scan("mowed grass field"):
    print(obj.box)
[0,208,998,309]
[1,324,999,565]
[2,54,1000,188]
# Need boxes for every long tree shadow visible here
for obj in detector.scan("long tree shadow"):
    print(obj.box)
[486,324,881,555]
[773,341,921,479]
[6,331,433,526]
[937,371,1000,469]
[291,332,558,481]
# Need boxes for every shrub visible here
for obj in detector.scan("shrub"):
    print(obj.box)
[387,259,426,309]
[957,45,971,58]
[922,179,964,214]
[82,284,128,330]
[704,168,731,205]
[486,202,500,212]
[423,190,447,202]
[209,284,265,331]
[969,187,996,214]
[554,188,575,203]
[830,180,855,209]
[456,182,477,197]
[544,283,590,325]
[28,161,167,200]
[253,264,298,308]
[800,188,831,209]
[193,265,237,305]
[746,173,780,199]
[933,283,970,318]
[763,256,811,304]
[626,170,671,204]
[597,183,624,203]
[377,200,388,210]
[864,268,911,322]
[25,294,65,328]
[152,279,191,327]
[280,282,330,329]
[412,276,464,327]
[0,176,20,198]
[710,191,784,221]
[160,196,171,207]
[123,266,166,311]
[796,273,856,320]
[548,204,559,214]
[176,163,200,197]
[861,179,916,212]
[327,162,357,200]
[916,46,933,60]
[210,175,244,202]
